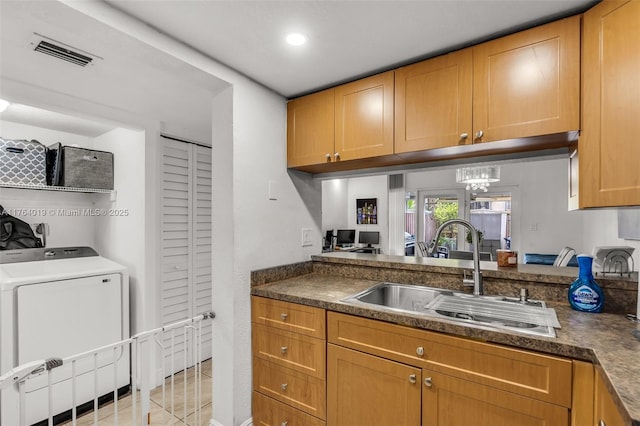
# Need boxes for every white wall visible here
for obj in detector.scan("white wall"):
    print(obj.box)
[322,179,349,233]
[347,175,389,252]
[582,208,640,271]
[93,127,147,333]
[322,175,390,252]
[1,120,96,148]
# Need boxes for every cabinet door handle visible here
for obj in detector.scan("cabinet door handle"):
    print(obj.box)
[416,346,424,356]
[599,421,606,426]
[280,312,288,321]
[325,153,331,160]
[475,130,484,140]
[409,374,417,384]
[281,422,288,426]
[424,377,433,387]
[460,133,469,140]
[334,152,340,159]
[281,383,288,391]
[280,346,288,354]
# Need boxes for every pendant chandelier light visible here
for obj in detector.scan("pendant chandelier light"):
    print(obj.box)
[456,165,500,192]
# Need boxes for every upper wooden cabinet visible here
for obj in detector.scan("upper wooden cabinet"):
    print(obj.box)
[472,15,580,144]
[287,71,394,168]
[288,14,582,170]
[580,0,640,208]
[395,49,473,153]
[334,71,395,161]
[394,15,580,155]
[287,88,335,168]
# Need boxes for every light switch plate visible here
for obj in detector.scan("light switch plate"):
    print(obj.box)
[301,228,313,247]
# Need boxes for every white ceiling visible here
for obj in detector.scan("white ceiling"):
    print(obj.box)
[0,0,598,137]
[106,0,598,98]
[0,0,227,139]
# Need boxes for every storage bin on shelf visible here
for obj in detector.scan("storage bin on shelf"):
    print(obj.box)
[0,137,47,186]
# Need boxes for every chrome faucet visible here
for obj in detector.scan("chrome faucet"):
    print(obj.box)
[427,219,484,296]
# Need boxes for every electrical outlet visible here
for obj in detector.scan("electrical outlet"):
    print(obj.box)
[301,228,313,247]
[530,223,538,231]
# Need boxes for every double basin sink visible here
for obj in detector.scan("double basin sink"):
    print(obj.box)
[342,282,560,338]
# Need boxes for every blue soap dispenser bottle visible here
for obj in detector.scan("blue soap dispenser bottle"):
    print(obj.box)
[568,255,605,313]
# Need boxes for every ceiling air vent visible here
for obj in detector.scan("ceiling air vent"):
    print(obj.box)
[31,33,102,67]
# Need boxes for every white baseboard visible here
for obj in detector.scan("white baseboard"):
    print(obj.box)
[209,417,252,426]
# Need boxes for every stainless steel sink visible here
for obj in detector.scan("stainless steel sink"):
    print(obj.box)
[342,282,453,314]
[342,282,559,338]
[428,295,559,337]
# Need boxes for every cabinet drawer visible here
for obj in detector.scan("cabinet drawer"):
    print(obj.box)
[328,312,572,407]
[252,296,326,338]
[253,391,326,426]
[253,357,326,420]
[253,323,326,378]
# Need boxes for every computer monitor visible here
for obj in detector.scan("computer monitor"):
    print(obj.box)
[336,229,356,246]
[358,231,380,247]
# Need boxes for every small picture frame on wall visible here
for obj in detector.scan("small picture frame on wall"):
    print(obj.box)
[356,198,377,224]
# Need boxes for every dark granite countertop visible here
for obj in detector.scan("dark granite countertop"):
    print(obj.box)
[313,251,639,287]
[251,271,640,425]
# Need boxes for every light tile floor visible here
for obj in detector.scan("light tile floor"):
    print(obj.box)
[62,359,212,426]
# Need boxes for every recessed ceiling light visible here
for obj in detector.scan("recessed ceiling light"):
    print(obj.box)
[286,33,307,46]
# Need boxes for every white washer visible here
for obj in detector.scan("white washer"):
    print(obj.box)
[0,247,130,425]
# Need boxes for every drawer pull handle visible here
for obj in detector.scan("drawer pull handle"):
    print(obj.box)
[280,313,288,321]
[416,346,424,356]
[409,374,417,384]
[281,383,288,391]
[280,346,288,354]
[424,377,433,388]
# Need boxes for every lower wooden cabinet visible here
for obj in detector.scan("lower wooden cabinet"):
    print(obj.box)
[595,369,627,426]
[422,370,569,426]
[327,344,421,426]
[327,311,572,407]
[252,297,327,424]
[252,299,629,426]
[253,392,326,426]
[327,311,572,426]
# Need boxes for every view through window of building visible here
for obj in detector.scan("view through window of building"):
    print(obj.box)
[405,191,512,260]
[469,192,512,260]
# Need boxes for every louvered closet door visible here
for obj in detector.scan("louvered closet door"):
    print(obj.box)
[192,145,212,359]
[161,139,212,373]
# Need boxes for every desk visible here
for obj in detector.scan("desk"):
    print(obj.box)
[334,246,380,254]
